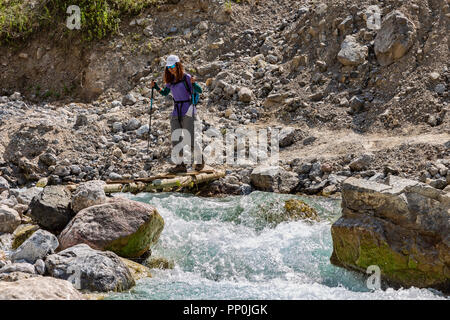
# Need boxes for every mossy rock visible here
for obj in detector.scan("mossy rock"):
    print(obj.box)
[144,257,175,270]
[12,224,39,250]
[120,257,152,281]
[284,199,320,222]
[331,218,449,290]
[104,212,165,258]
[58,197,165,259]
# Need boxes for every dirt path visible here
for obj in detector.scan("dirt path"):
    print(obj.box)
[280,129,450,161]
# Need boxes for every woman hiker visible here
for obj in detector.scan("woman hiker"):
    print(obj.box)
[151,55,204,174]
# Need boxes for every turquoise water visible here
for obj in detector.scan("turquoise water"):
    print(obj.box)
[107,192,446,300]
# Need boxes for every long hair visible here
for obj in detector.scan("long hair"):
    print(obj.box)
[163,61,184,84]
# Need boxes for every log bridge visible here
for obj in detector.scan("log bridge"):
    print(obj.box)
[98,170,226,194]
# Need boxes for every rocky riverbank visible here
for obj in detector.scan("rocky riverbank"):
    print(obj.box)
[0,180,166,299]
[0,0,449,298]
[0,0,449,198]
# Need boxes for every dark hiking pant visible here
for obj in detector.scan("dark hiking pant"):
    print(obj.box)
[170,115,203,165]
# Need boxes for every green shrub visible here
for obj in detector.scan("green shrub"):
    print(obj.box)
[0,0,162,45]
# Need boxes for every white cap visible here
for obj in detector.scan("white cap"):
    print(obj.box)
[166,55,180,67]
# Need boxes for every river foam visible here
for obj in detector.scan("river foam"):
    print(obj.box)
[107,192,446,300]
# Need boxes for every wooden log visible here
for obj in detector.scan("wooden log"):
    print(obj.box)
[102,170,226,194]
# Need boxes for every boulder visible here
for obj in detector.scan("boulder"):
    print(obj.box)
[45,244,135,292]
[71,180,107,213]
[330,176,450,292]
[278,127,297,147]
[11,229,58,264]
[0,233,12,252]
[238,87,253,103]
[10,187,42,206]
[29,185,74,233]
[0,205,21,233]
[349,153,374,171]
[0,276,84,300]
[0,176,9,193]
[250,166,299,193]
[374,10,416,66]
[125,118,141,131]
[337,35,368,66]
[122,93,137,106]
[197,61,222,76]
[58,197,164,258]
[0,262,36,275]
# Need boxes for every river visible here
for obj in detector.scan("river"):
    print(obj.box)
[107,191,446,300]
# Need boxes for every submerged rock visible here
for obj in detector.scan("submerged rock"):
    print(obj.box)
[330,176,450,292]
[284,199,320,222]
[0,276,84,300]
[58,197,164,258]
[45,244,135,292]
[144,256,175,270]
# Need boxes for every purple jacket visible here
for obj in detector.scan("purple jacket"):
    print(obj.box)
[166,73,196,117]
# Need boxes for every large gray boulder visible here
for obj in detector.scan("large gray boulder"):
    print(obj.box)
[29,186,74,233]
[0,276,84,300]
[58,197,164,258]
[331,176,450,293]
[45,244,135,292]
[11,229,58,264]
[374,10,416,66]
[250,166,299,193]
[0,205,21,234]
[71,180,107,213]
[338,35,368,66]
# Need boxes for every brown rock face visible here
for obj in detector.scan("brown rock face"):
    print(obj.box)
[58,197,164,258]
[374,10,416,66]
[330,176,450,293]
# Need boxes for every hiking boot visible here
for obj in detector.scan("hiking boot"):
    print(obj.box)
[168,164,187,174]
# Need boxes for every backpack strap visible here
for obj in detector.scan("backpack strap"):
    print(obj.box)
[183,75,196,106]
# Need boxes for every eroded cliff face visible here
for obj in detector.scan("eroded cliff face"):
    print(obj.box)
[331,176,450,293]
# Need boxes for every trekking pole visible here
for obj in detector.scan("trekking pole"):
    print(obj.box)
[147,86,154,154]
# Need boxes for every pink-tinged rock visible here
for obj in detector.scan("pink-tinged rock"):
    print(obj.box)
[58,197,164,258]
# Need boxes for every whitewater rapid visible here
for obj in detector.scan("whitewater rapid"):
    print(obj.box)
[107,192,446,300]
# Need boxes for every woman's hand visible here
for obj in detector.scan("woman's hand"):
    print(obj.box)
[191,76,196,84]
[151,80,156,88]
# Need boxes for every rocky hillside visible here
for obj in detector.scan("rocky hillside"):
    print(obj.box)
[0,0,449,195]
